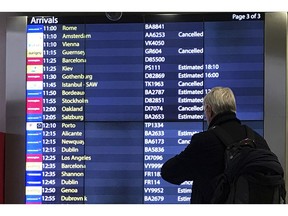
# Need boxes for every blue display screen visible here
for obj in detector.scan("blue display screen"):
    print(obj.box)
[25,12,264,204]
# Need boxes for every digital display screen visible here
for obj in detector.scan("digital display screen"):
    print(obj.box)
[25,12,264,204]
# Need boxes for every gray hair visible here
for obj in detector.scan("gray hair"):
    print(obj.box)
[203,87,236,115]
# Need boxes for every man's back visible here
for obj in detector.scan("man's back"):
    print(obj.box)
[161,87,272,203]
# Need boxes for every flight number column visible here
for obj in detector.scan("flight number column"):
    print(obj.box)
[143,23,166,204]
[143,21,205,204]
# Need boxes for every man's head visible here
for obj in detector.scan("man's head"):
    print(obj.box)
[203,87,236,125]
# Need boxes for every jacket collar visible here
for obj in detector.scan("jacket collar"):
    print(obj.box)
[208,111,241,129]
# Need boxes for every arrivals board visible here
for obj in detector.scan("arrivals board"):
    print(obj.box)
[25,12,264,204]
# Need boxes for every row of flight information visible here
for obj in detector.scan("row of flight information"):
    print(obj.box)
[25,12,265,204]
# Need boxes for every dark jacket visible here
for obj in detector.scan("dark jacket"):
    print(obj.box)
[160,111,270,203]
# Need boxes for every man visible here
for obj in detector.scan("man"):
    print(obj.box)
[160,86,270,203]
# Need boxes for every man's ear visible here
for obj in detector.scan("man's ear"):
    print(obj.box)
[206,105,214,119]
[205,104,211,114]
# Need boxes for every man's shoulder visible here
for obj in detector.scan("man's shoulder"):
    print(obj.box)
[192,129,218,142]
